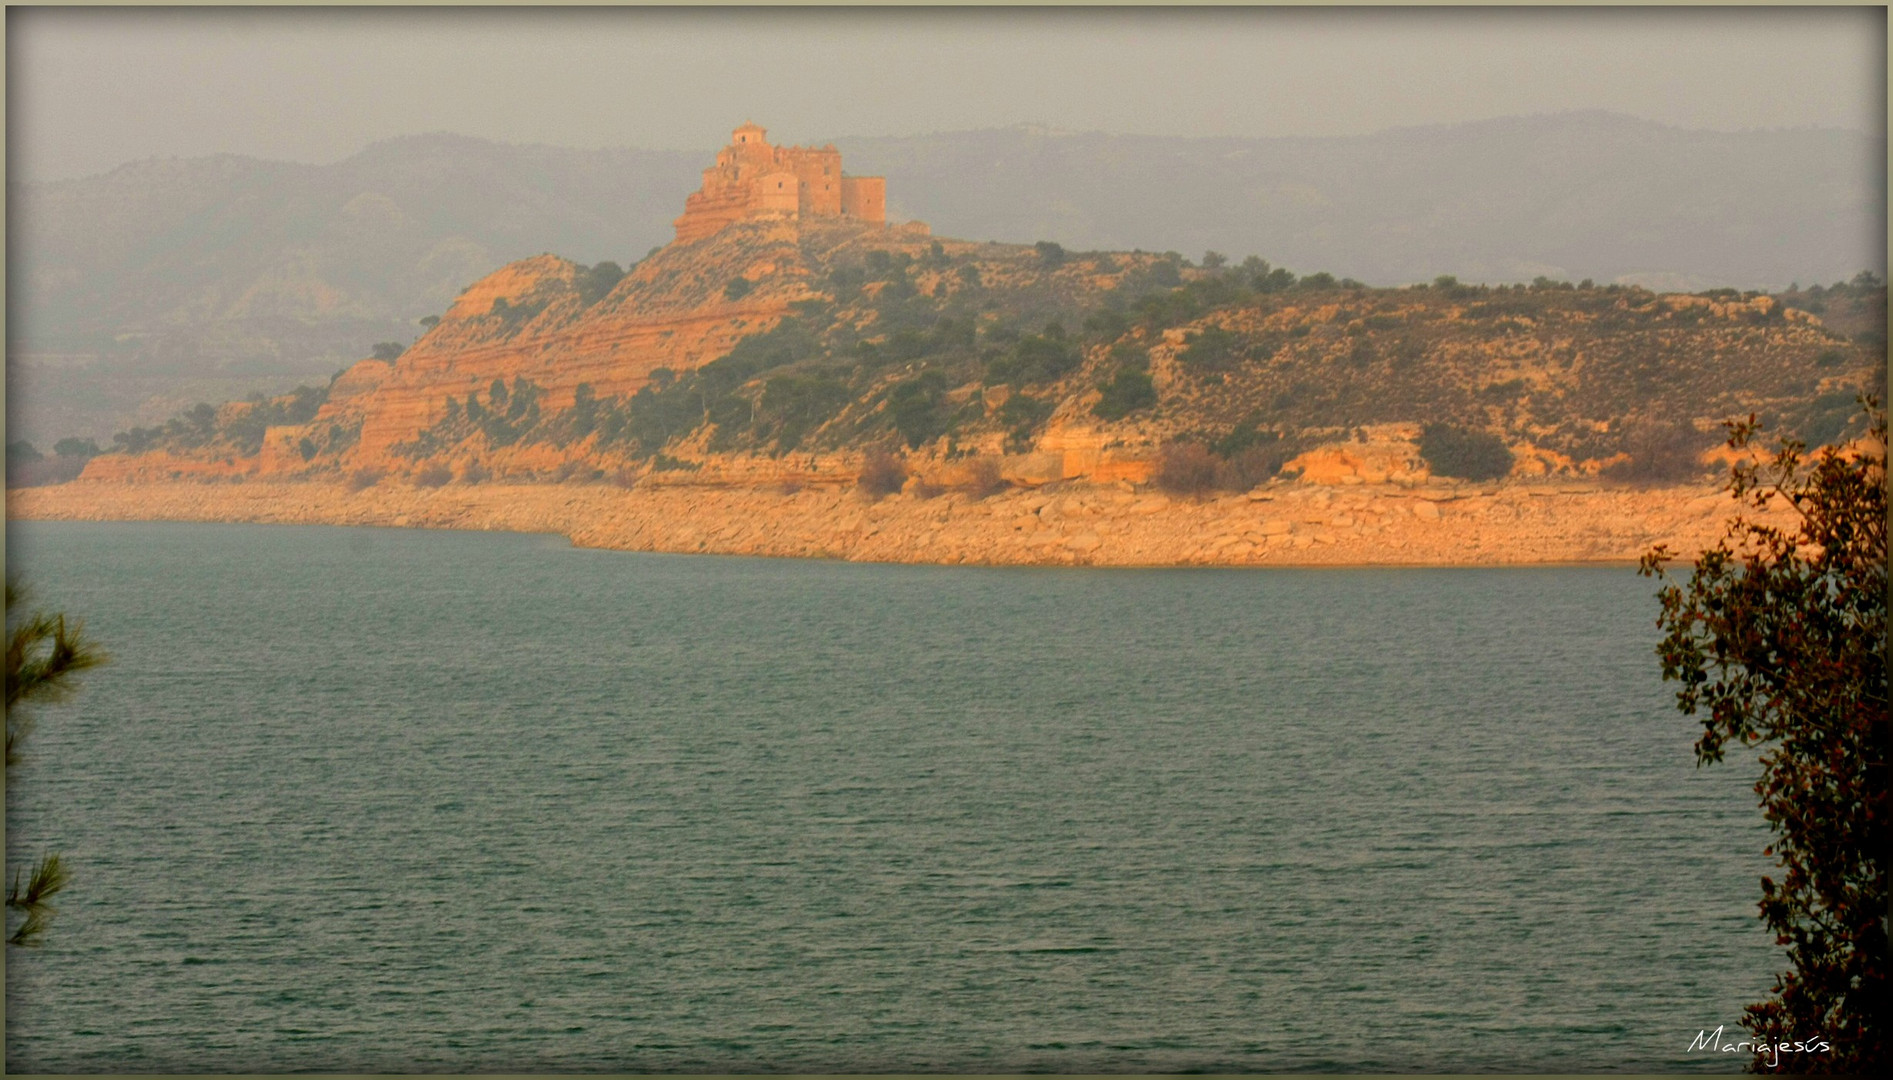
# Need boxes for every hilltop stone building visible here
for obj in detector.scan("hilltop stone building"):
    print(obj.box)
[673,122,887,242]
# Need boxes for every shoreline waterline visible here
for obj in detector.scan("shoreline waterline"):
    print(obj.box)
[7,476,1746,568]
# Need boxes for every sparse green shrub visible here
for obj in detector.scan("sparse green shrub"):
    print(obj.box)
[1035,240,1066,268]
[998,394,1054,453]
[577,261,625,306]
[1216,446,1287,491]
[51,438,100,459]
[413,463,452,488]
[857,449,907,499]
[372,342,405,362]
[959,456,1008,499]
[1093,369,1157,420]
[724,277,754,300]
[459,460,490,485]
[984,327,1081,386]
[346,466,386,491]
[1601,421,1715,484]
[760,374,852,452]
[887,373,953,449]
[1176,326,1243,373]
[1417,423,1514,481]
[1154,442,1220,497]
[1256,267,1296,292]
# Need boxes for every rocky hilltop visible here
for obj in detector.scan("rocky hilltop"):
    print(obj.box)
[12,112,1879,449]
[22,125,1886,566]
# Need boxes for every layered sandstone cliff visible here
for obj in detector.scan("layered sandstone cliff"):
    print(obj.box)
[57,124,1884,570]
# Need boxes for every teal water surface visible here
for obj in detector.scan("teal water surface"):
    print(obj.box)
[5,520,1774,1072]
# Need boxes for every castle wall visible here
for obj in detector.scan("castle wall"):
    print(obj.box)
[754,171,800,215]
[674,125,886,242]
[839,176,886,223]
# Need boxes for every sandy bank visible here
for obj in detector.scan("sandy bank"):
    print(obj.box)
[7,476,1756,568]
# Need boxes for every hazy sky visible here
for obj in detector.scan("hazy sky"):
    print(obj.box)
[6,5,1885,183]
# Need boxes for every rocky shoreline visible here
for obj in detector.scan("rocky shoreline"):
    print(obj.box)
[8,476,1753,568]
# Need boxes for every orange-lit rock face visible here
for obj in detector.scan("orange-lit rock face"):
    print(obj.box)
[674,123,886,243]
[325,216,865,463]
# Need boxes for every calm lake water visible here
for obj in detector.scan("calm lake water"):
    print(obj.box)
[5,520,1774,1072]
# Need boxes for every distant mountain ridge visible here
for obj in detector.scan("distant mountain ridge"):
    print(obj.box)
[7,111,1883,444]
[847,111,1883,288]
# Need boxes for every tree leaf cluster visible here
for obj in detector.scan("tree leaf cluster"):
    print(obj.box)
[1641,400,1887,1072]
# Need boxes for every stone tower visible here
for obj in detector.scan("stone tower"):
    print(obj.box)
[673,123,887,243]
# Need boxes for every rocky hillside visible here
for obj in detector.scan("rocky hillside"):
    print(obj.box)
[78,218,1885,493]
[11,112,1882,446]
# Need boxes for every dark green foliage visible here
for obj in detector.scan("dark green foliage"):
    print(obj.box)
[7,442,42,466]
[1256,267,1297,292]
[984,326,1081,387]
[1093,368,1157,421]
[7,580,105,946]
[52,438,100,459]
[298,437,317,462]
[1417,423,1514,481]
[413,463,452,488]
[957,264,982,289]
[887,372,953,449]
[998,393,1054,453]
[877,272,917,303]
[1035,240,1066,267]
[1641,403,1887,1072]
[566,383,599,439]
[110,426,155,455]
[1211,416,1278,458]
[1133,289,1202,332]
[576,261,626,307]
[488,295,547,328]
[1147,259,1182,287]
[1796,390,1873,447]
[430,377,543,449]
[371,342,405,362]
[1176,326,1243,373]
[1299,271,1336,290]
[108,383,330,459]
[1083,307,1131,342]
[219,384,329,455]
[724,277,754,301]
[419,314,441,328]
[760,374,853,451]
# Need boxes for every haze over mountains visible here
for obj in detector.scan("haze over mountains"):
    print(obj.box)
[8,110,1882,444]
